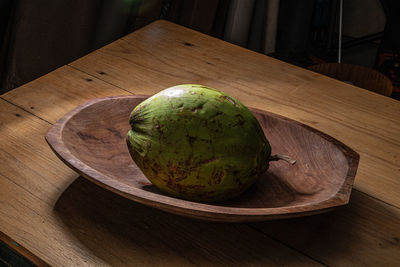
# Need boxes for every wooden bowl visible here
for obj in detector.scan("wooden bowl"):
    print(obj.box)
[46,95,359,222]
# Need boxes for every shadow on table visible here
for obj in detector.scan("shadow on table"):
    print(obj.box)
[53,176,389,266]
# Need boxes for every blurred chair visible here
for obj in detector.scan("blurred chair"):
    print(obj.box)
[308,63,393,96]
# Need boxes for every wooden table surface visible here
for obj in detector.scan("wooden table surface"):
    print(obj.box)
[1,20,399,266]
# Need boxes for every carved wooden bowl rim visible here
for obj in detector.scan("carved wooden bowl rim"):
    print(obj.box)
[46,95,359,222]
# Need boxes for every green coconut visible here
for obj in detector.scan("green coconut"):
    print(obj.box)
[126,84,294,202]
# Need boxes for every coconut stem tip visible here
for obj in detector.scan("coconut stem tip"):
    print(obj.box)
[269,154,297,165]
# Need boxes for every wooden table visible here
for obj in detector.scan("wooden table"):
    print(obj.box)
[1,20,399,266]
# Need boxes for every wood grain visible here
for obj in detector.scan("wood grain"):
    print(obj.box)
[66,20,400,208]
[55,177,322,267]
[46,95,359,221]
[0,99,321,266]
[251,191,400,266]
[0,100,77,206]
[0,100,99,265]
[0,20,399,266]
[2,66,131,124]
[308,63,393,96]
[59,176,400,267]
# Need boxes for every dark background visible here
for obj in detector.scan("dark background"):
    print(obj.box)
[0,0,399,99]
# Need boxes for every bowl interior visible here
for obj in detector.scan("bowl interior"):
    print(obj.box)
[61,97,349,209]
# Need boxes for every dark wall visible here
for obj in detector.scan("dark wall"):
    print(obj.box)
[0,0,162,94]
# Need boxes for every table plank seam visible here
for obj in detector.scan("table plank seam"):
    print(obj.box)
[0,170,323,266]
[2,95,399,212]
[0,98,52,125]
[67,34,400,147]
[67,65,133,95]
[2,95,399,211]
[234,85,399,147]
[105,38,206,80]
[0,172,52,209]
[247,224,329,267]
[0,19,398,266]
[70,46,399,148]
[354,188,400,210]
[0,174,52,266]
